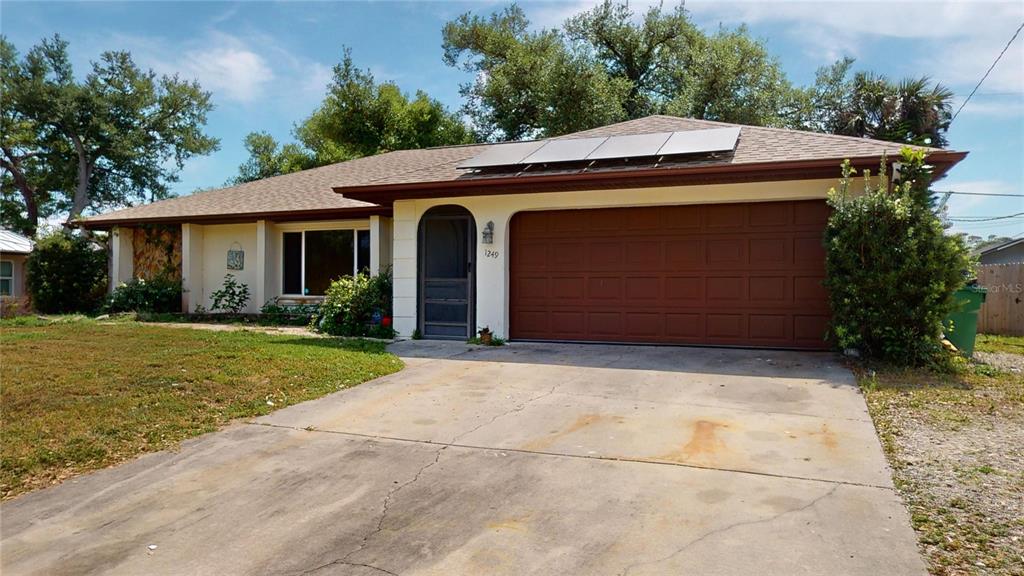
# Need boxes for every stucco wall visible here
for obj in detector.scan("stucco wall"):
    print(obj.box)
[183,218,379,313]
[1,253,27,297]
[199,223,259,313]
[391,178,851,339]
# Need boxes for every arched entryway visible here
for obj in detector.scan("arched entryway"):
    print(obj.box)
[418,205,476,339]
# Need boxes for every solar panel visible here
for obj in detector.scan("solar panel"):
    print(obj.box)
[586,131,673,160]
[658,126,740,156]
[520,136,608,164]
[455,127,742,170]
[456,140,547,169]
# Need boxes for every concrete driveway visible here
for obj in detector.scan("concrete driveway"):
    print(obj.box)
[1,341,924,575]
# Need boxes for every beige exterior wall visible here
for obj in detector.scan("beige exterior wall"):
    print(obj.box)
[178,218,382,313]
[198,223,259,312]
[391,178,851,339]
[1,253,28,297]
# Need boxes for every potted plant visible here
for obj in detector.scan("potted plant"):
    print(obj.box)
[478,326,493,346]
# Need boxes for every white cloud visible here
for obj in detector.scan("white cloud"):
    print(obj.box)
[687,1,1024,93]
[177,39,274,103]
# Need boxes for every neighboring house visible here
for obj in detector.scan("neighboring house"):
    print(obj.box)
[977,237,1024,265]
[0,228,33,299]
[81,115,967,349]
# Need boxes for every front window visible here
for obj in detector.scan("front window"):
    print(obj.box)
[282,230,370,295]
[0,260,12,296]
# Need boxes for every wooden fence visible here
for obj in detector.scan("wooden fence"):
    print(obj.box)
[976,263,1023,336]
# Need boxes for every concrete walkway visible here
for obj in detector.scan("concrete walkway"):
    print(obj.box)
[0,341,925,575]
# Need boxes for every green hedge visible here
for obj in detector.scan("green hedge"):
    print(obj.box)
[824,148,971,366]
[315,270,393,338]
[26,233,107,314]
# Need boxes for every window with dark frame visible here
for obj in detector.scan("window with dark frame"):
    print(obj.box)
[0,260,12,296]
[281,229,372,296]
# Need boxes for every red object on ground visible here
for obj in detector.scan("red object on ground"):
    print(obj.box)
[381,316,392,327]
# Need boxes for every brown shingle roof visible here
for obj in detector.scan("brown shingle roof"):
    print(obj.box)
[83,115,964,226]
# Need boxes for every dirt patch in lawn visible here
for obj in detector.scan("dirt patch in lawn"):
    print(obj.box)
[861,353,1024,575]
[0,319,403,500]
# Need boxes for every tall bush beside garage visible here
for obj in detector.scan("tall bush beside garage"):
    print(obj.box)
[824,148,971,366]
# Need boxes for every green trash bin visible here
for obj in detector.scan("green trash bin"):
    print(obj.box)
[943,286,987,357]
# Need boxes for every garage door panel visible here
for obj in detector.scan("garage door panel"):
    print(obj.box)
[794,236,827,263]
[794,315,829,342]
[510,201,829,349]
[665,276,703,302]
[587,277,622,300]
[551,311,586,336]
[749,276,789,303]
[749,237,790,265]
[794,276,827,303]
[705,204,748,229]
[706,276,745,302]
[749,202,793,227]
[665,313,703,338]
[749,314,789,341]
[551,277,585,300]
[626,313,662,337]
[707,314,745,338]
[795,201,831,225]
[705,238,746,265]
[664,206,702,230]
[665,239,702,267]
[590,242,624,268]
[626,277,660,300]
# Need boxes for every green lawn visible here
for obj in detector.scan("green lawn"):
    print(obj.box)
[0,319,402,499]
[976,333,1024,355]
[860,336,1024,576]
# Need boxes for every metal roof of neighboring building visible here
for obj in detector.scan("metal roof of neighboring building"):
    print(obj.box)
[0,229,33,254]
[82,115,966,227]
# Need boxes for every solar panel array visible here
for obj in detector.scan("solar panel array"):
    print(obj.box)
[456,127,740,170]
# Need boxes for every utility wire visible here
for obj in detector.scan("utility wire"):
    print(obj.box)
[932,190,1024,198]
[951,20,1024,123]
[948,212,1024,222]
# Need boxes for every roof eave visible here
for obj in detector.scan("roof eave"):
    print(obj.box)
[334,151,968,206]
[77,205,392,230]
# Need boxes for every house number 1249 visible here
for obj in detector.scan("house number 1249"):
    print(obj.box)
[484,249,500,259]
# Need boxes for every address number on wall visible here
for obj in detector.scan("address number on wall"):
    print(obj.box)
[484,249,500,259]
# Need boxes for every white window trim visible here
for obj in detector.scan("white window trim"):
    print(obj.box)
[0,259,13,297]
[280,228,371,297]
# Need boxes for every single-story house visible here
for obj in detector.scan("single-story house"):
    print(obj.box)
[0,228,33,299]
[976,237,1024,265]
[82,115,967,349]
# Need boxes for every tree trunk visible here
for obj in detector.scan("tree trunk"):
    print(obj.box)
[0,149,40,237]
[67,133,91,226]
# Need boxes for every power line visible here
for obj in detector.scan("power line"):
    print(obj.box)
[951,20,1024,123]
[948,214,1024,220]
[948,212,1024,222]
[932,190,1024,198]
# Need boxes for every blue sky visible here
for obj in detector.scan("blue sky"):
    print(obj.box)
[3,0,1022,238]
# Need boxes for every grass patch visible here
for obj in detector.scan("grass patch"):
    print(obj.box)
[976,334,1024,355]
[0,320,402,499]
[858,358,1024,575]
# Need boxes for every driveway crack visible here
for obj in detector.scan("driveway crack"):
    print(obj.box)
[619,484,840,575]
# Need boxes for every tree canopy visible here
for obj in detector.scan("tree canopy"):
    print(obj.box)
[1,35,219,236]
[231,49,472,184]
[442,1,955,146]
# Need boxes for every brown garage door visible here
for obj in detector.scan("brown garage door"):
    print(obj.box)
[509,200,831,349]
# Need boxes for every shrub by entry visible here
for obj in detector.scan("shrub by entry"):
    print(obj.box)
[106,275,182,313]
[824,148,971,366]
[316,270,393,338]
